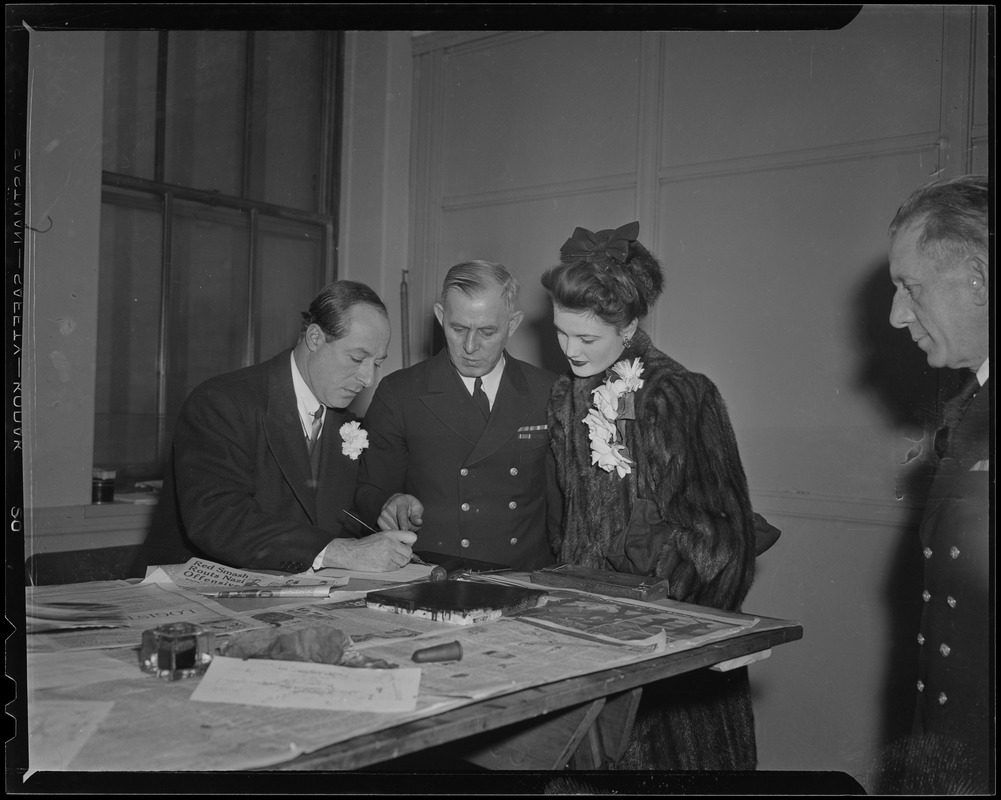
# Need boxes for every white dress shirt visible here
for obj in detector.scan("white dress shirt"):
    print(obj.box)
[456,353,505,410]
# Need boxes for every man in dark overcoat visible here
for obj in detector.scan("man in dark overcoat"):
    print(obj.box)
[134,281,416,575]
[886,174,992,792]
[355,261,558,570]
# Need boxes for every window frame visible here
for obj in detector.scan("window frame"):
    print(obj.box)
[96,30,344,477]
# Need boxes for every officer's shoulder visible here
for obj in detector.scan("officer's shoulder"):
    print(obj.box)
[507,354,558,385]
[373,358,430,391]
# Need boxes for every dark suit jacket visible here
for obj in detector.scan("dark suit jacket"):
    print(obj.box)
[914,375,991,784]
[135,349,362,575]
[355,350,559,571]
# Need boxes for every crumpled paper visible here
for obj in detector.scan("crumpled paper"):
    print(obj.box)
[221,624,396,669]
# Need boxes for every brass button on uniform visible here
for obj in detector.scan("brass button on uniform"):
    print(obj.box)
[460,538,470,548]
[947,596,957,608]
[938,692,948,705]
[922,590,931,602]
[509,538,518,545]
[460,468,468,476]
[939,643,951,657]
[461,503,470,511]
[917,633,925,645]
[508,501,517,510]
[949,546,960,559]
[916,680,924,692]
[923,547,933,559]
[509,467,518,476]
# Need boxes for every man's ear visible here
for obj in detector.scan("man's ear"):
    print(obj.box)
[433,303,444,327]
[304,323,324,351]
[967,253,989,306]
[507,309,524,337]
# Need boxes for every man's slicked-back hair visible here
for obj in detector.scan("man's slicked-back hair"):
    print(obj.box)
[441,260,520,310]
[889,174,989,266]
[300,280,387,341]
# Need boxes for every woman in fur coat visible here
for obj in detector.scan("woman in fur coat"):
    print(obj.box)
[542,221,759,770]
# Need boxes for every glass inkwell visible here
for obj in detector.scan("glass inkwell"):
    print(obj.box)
[139,622,215,680]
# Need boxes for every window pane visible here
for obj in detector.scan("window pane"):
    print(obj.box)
[164,32,247,195]
[94,197,163,472]
[165,202,250,429]
[248,32,324,211]
[256,217,326,361]
[103,31,159,178]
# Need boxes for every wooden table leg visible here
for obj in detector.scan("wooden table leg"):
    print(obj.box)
[461,687,643,771]
[569,687,642,769]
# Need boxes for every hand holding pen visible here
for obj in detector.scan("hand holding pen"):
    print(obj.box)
[340,506,426,568]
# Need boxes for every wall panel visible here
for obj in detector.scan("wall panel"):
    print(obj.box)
[653,151,942,501]
[659,8,945,168]
[441,32,642,199]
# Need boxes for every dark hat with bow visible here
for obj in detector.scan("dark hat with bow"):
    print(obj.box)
[559,221,640,266]
[558,220,664,303]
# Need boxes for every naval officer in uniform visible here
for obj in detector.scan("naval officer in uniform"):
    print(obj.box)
[355,260,559,570]
[882,174,992,793]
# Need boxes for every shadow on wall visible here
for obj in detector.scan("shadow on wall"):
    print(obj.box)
[526,310,568,376]
[848,257,969,764]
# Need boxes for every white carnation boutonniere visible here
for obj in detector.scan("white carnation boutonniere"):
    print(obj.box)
[339,421,369,460]
[585,358,644,479]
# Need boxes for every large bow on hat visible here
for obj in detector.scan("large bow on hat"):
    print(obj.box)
[560,221,640,264]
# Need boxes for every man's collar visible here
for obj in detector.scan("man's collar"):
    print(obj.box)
[976,357,989,387]
[290,351,322,416]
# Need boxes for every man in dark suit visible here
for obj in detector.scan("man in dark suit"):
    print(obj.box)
[135,281,416,575]
[886,174,992,791]
[355,261,558,571]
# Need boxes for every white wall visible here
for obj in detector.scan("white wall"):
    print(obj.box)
[23,31,106,510]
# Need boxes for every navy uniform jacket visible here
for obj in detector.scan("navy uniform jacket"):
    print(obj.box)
[134,349,362,575]
[355,349,559,570]
[914,375,991,785]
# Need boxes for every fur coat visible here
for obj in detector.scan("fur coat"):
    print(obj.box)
[547,328,758,770]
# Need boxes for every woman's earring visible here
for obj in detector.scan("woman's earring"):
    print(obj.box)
[622,335,632,347]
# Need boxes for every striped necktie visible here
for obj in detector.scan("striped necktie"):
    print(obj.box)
[309,406,324,480]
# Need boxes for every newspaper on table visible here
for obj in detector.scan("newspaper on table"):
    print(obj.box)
[25,580,266,653]
[472,572,759,652]
[231,596,466,645]
[140,557,348,593]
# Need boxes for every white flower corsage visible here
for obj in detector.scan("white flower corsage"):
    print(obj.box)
[340,421,369,460]
[585,358,644,478]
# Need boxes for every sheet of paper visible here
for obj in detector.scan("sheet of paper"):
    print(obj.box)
[313,562,431,584]
[27,700,114,775]
[27,650,138,691]
[308,562,433,600]
[190,655,421,713]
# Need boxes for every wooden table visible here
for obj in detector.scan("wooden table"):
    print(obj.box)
[19,576,802,778]
[275,611,801,772]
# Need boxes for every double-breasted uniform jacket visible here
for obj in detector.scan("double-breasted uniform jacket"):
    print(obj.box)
[355,349,559,571]
[134,349,363,575]
[914,374,991,785]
